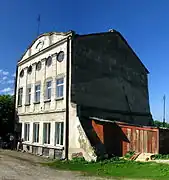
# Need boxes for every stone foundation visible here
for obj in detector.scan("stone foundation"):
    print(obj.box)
[22,144,64,159]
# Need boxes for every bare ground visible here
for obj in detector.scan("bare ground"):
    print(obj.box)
[0,150,120,180]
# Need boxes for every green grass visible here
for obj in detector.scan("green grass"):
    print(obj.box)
[124,151,135,159]
[43,158,169,179]
[152,154,169,160]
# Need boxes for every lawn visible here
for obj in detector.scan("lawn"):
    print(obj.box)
[43,158,169,180]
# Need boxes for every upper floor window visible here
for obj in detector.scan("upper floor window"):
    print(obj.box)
[35,84,40,103]
[19,70,24,78]
[57,51,65,62]
[36,61,42,71]
[56,78,64,98]
[46,56,52,67]
[26,86,31,105]
[18,88,23,106]
[46,80,52,100]
[27,66,32,74]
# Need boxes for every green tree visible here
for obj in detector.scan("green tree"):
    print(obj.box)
[0,95,15,137]
[153,120,169,128]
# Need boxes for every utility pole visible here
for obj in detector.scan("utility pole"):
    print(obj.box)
[163,95,166,127]
[37,14,41,36]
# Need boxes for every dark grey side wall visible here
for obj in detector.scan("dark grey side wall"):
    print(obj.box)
[71,32,153,126]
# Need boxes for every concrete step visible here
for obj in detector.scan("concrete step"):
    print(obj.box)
[135,153,154,162]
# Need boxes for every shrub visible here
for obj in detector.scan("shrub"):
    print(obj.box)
[152,154,169,160]
[124,151,135,159]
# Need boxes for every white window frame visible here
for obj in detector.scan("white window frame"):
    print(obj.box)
[35,83,41,103]
[56,78,64,98]
[33,123,39,143]
[43,123,51,144]
[26,86,31,104]
[18,87,23,106]
[45,80,52,100]
[55,122,64,146]
[24,123,30,141]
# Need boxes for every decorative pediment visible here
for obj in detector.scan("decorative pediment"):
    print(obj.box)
[19,31,72,62]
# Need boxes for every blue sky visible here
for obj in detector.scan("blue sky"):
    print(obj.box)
[0,0,168,121]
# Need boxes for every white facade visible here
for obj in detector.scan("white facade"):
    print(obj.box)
[15,31,96,161]
[16,32,70,158]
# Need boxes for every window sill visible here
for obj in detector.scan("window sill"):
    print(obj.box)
[32,142,39,145]
[44,144,64,150]
[33,102,40,104]
[22,142,64,150]
[18,105,22,107]
[55,144,64,149]
[44,99,51,103]
[25,103,30,106]
[55,97,64,101]
[43,143,51,146]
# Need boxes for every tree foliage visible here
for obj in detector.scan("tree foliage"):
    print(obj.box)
[0,95,15,137]
[153,120,169,128]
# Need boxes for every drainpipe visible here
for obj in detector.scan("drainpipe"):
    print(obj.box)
[13,64,18,138]
[65,36,71,160]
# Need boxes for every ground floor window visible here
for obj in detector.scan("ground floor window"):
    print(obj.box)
[55,122,64,146]
[24,123,30,141]
[43,123,51,144]
[33,123,39,143]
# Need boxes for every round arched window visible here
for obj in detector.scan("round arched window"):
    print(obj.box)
[19,70,24,78]
[57,51,64,62]
[46,56,52,67]
[27,66,32,74]
[36,61,42,71]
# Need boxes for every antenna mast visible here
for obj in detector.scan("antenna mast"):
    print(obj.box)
[163,95,166,127]
[37,14,41,36]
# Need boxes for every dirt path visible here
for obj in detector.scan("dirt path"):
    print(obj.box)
[0,150,118,180]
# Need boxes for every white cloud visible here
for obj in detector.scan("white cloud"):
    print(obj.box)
[2,71,9,75]
[0,78,15,85]
[2,76,7,80]
[0,87,13,93]
[0,69,9,76]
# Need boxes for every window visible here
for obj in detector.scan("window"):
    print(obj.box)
[46,81,52,100]
[33,123,39,143]
[55,122,64,146]
[43,123,51,144]
[57,51,65,62]
[18,88,23,106]
[24,123,30,141]
[27,65,32,74]
[46,56,52,67]
[56,78,64,98]
[35,84,40,103]
[26,86,31,104]
[19,70,24,78]
[36,61,41,71]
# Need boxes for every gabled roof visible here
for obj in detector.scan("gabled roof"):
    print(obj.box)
[18,29,149,74]
[18,30,73,62]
